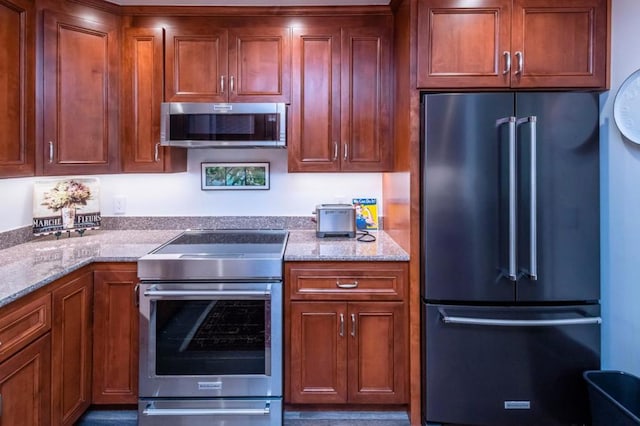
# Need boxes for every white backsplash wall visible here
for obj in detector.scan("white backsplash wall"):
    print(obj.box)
[0,148,383,232]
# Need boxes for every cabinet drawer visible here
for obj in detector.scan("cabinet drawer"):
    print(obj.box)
[0,293,51,362]
[286,262,407,300]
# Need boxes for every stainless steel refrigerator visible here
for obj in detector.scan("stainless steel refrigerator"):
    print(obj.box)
[421,92,601,426]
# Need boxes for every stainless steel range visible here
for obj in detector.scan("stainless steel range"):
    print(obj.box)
[137,229,288,426]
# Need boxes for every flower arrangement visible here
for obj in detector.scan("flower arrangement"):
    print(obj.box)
[41,179,92,212]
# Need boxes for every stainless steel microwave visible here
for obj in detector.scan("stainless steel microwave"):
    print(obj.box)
[160,102,286,148]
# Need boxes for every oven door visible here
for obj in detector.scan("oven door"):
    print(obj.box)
[139,281,282,398]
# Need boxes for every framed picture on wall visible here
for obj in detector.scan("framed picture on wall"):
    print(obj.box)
[201,162,270,190]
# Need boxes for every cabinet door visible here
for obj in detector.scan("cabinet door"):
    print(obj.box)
[511,0,608,88]
[42,10,119,175]
[417,0,511,89]
[347,302,406,404]
[121,27,187,173]
[0,334,51,425]
[92,265,138,404]
[289,26,341,172]
[228,27,291,103]
[288,301,347,404]
[0,0,34,178]
[341,24,393,171]
[51,270,93,426]
[165,28,228,102]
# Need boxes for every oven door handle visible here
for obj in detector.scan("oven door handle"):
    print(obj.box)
[143,405,270,417]
[143,288,271,300]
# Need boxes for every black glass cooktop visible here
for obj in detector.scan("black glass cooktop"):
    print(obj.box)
[138,229,289,281]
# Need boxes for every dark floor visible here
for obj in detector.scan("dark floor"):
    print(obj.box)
[75,409,412,425]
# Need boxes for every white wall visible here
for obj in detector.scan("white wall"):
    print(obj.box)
[601,0,640,375]
[0,148,383,232]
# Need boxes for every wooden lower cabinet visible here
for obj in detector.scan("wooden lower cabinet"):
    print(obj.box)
[285,261,408,406]
[0,334,52,425]
[92,264,139,404]
[51,269,93,425]
[289,301,405,404]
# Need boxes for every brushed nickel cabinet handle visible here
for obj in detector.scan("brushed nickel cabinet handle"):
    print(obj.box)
[351,313,356,337]
[343,143,348,161]
[336,280,358,289]
[220,75,225,94]
[515,51,523,75]
[339,313,345,337]
[333,141,338,161]
[502,51,511,75]
[230,75,234,93]
[48,141,54,163]
[154,143,160,162]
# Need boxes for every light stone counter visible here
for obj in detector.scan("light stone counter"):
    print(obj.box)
[285,230,409,262]
[0,229,408,308]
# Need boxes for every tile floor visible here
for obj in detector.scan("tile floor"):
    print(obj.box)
[75,409,412,425]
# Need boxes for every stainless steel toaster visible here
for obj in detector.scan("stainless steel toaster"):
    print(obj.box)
[314,204,356,238]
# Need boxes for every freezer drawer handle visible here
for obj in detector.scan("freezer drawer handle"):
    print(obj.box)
[143,404,270,417]
[439,309,601,327]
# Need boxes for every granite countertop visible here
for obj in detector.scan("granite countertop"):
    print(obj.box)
[0,229,408,308]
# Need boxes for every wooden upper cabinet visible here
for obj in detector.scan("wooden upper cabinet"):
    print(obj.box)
[228,27,291,102]
[289,20,393,172]
[417,0,608,89]
[121,27,186,173]
[341,25,393,171]
[165,26,291,103]
[0,0,35,178]
[42,10,119,175]
[512,0,608,88]
[417,0,511,88]
[289,26,342,172]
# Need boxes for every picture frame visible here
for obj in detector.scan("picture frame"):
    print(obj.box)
[201,162,270,190]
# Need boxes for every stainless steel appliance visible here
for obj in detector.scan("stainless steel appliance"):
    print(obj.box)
[314,204,356,238]
[421,92,601,426]
[137,229,288,426]
[160,102,287,148]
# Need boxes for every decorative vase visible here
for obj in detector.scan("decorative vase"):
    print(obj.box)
[61,206,76,229]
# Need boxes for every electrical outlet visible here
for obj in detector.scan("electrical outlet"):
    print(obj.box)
[113,196,126,215]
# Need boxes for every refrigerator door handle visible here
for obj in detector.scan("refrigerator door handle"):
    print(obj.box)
[497,116,518,281]
[438,308,601,327]
[517,116,538,280]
